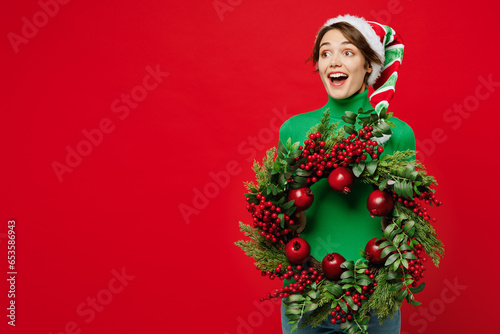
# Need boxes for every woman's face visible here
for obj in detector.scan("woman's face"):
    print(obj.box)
[317,29,372,100]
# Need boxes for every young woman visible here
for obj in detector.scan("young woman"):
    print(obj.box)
[279,15,414,334]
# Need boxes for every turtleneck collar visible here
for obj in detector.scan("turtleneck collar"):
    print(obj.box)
[323,89,374,118]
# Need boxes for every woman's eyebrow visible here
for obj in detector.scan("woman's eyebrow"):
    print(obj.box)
[320,41,352,48]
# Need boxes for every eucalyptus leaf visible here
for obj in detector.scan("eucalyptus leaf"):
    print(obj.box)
[287,294,305,302]
[366,160,378,175]
[353,163,366,177]
[304,303,318,312]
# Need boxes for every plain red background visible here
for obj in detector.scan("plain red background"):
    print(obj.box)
[1,0,499,333]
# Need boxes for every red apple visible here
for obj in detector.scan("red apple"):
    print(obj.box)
[365,238,390,265]
[321,253,346,280]
[287,187,314,211]
[367,190,394,217]
[285,238,311,264]
[328,167,355,193]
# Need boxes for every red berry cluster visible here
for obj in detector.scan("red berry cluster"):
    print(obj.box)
[394,190,442,223]
[330,271,376,324]
[260,265,323,301]
[296,129,384,183]
[246,194,294,243]
[403,243,427,287]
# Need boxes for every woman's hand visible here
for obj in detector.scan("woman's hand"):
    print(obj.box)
[294,211,307,233]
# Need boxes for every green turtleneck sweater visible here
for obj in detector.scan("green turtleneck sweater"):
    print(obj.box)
[279,89,415,262]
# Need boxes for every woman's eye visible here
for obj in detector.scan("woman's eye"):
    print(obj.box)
[321,51,331,58]
[344,50,354,56]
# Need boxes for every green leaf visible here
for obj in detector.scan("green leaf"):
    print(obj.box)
[325,285,343,298]
[393,259,401,271]
[295,169,311,177]
[403,180,413,199]
[287,294,305,302]
[293,176,308,183]
[286,137,292,151]
[290,142,300,152]
[344,125,357,135]
[278,140,287,156]
[307,290,317,299]
[357,278,371,286]
[386,120,396,127]
[345,296,358,310]
[341,271,354,279]
[339,300,348,313]
[345,111,357,119]
[393,233,405,247]
[341,261,354,271]
[390,282,404,292]
[285,307,301,315]
[383,224,396,239]
[384,253,399,266]
[341,278,355,284]
[366,160,378,174]
[282,200,295,210]
[288,150,301,159]
[397,289,408,302]
[413,185,421,197]
[381,246,396,258]
[409,171,419,181]
[403,220,415,233]
[394,181,403,197]
[402,252,417,260]
[409,299,422,307]
[379,240,391,248]
[304,303,318,312]
[409,282,426,294]
[342,116,356,124]
[385,271,401,280]
[352,163,366,177]
[399,243,411,252]
[378,120,392,135]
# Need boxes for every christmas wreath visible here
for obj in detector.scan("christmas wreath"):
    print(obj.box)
[235,108,444,333]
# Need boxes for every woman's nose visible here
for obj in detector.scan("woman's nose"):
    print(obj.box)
[330,53,341,67]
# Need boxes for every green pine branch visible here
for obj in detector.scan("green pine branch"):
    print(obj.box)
[234,222,290,272]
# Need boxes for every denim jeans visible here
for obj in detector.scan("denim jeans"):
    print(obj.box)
[281,300,400,334]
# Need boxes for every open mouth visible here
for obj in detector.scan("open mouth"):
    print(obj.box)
[329,73,348,86]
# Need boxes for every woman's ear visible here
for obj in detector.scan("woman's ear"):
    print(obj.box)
[366,62,373,74]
